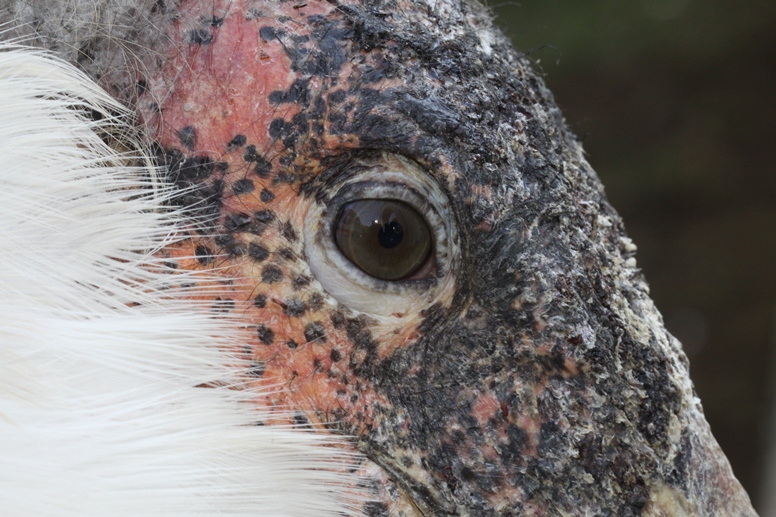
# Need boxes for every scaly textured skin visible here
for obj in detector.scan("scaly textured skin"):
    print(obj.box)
[4,0,757,515]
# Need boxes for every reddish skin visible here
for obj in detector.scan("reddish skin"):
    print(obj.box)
[143,0,398,429]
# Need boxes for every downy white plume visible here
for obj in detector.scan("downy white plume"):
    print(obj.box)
[0,42,364,516]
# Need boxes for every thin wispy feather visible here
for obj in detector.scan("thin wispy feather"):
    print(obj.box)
[0,42,366,516]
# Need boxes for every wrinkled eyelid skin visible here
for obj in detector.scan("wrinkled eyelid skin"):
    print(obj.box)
[303,152,460,318]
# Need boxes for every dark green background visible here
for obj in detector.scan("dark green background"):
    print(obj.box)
[491,0,776,510]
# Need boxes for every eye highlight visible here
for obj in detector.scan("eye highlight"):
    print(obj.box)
[334,199,432,281]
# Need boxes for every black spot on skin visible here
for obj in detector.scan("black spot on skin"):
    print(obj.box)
[451,430,466,446]
[461,466,478,483]
[228,134,247,150]
[268,78,310,105]
[292,275,311,290]
[243,144,259,162]
[243,146,272,177]
[253,294,267,309]
[286,339,299,349]
[327,112,347,135]
[248,242,270,262]
[189,28,213,45]
[210,16,224,27]
[277,247,295,261]
[261,265,283,283]
[260,188,275,202]
[224,212,270,236]
[304,321,327,343]
[253,157,272,178]
[312,96,326,118]
[281,221,298,242]
[195,244,214,265]
[292,112,308,129]
[268,118,291,138]
[330,349,342,362]
[344,316,379,376]
[364,502,389,517]
[293,413,310,427]
[162,150,214,182]
[283,298,307,317]
[254,209,276,224]
[137,78,147,96]
[308,293,324,311]
[330,311,346,328]
[256,325,275,345]
[177,126,196,150]
[259,26,280,42]
[232,178,255,194]
[305,18,352,75]
[247,361,265,377]
[224,212,253,232]
[328,89,346,104]
[214,233,245,257]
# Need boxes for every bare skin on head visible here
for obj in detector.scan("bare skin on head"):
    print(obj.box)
[85,0,757,514]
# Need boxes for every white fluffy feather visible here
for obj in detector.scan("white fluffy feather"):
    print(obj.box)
[0,43,364,516]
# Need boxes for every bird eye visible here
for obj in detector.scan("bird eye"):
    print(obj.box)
[334,199,432,281]
[303,153,458,317]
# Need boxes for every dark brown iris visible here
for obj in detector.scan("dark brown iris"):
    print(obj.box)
[334,199,432,281]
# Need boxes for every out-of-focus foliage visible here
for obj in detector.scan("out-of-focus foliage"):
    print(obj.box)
[492,0,776,511]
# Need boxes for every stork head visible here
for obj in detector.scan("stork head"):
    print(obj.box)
[25,0,753,514]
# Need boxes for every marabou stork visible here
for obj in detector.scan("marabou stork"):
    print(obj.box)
[0,0,757,515]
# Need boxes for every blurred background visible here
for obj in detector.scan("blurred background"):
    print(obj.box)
[490,0,776,512]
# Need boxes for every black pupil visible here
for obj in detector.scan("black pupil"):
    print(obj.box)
[378,220,404,249]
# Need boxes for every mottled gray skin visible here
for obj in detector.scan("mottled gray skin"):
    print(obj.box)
[2,0,756,515]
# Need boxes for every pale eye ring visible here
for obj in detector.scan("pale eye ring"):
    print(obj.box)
[303,153,458,317]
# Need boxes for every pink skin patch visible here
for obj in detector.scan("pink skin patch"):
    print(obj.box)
[140,0,406,430]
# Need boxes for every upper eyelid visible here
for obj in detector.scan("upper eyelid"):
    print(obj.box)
[322,181,437,228]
